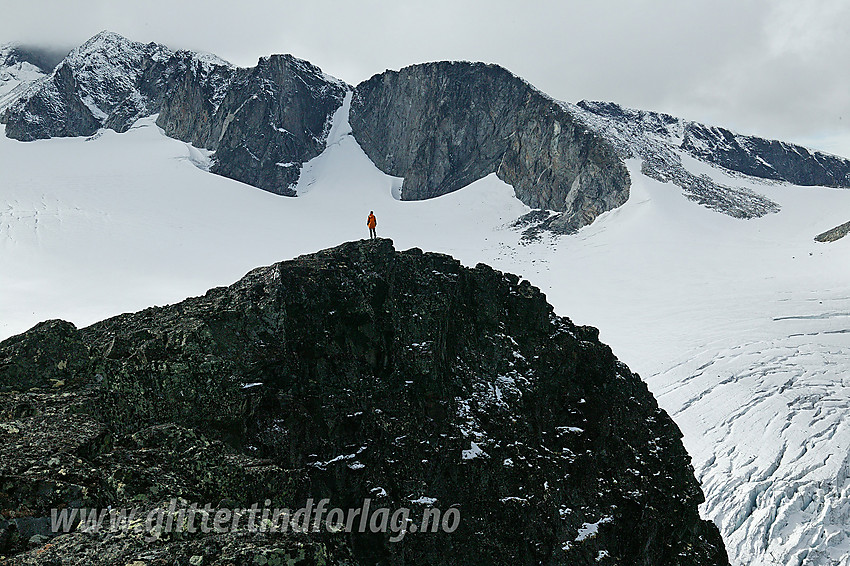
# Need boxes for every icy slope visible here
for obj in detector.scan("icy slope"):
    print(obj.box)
[2,92,850,566]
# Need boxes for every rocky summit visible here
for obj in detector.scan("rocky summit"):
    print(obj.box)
[349,62,631,233]
[0,240,727,565]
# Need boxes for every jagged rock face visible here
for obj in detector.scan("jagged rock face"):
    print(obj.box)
[159,54,347,195]
[2,32,348,196]
[815,219,850,242]
[350,62,631,233]
[0,240,727,565]
[154,51,236,149]
[578,100,850,188]
[2,32,173,140]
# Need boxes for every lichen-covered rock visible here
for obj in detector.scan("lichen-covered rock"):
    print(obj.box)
[349,62,631,233]
[0,319,90,391]
[0,240,727,565]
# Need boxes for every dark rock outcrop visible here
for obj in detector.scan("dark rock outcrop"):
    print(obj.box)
[815,220,850,242]
[0,240,727,565]
[350,62,631,233]
[158,54,347,195]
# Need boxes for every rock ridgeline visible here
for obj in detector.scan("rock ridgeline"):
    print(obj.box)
[572,101,850,217]
[1,32,173,139]
[815,219,850,242]
[157,52,347,195]
[569,101,783,219]
[0,31,348,196]
[7,31,847,232]
[0,240,728,565]
[350,62,631,233]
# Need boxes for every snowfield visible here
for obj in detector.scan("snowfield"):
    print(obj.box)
[2,93,850,566]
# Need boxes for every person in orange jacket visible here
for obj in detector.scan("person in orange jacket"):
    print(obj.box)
[367,211,377,239]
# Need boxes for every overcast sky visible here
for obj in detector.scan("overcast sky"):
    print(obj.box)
[3,0,849,157]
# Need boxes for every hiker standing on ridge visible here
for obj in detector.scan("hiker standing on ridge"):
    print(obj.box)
[367,211,377,239]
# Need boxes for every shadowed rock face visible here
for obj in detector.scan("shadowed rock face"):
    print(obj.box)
[0,240,727,565]
[349,62,631,233]
[1,32,173,140]
[179,54,347,196]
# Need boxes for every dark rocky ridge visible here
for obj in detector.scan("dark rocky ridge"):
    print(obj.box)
[815,219,850,242]
[1,32,347,196]
[0,240,727,565]
[577,100,850,188]
[569,101,783,219]
[158,54,347,195]
[350,62,631,233]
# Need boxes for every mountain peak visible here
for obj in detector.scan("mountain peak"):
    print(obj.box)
[66,30,170,67]
[76,30,135,50]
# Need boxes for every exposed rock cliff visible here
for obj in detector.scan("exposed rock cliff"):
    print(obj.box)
[2,32,173,140]
[0,240,727,565]
[1,32,347,196]
[350,62,631,233]
[815,219,850,242]
[158,54,347,195]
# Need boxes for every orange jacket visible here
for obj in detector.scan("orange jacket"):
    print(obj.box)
[367,214,377,229]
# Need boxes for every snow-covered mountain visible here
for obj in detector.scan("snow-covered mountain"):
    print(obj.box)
[2,32,850,566]
[0,43,61,112]
[8,32,849,236]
